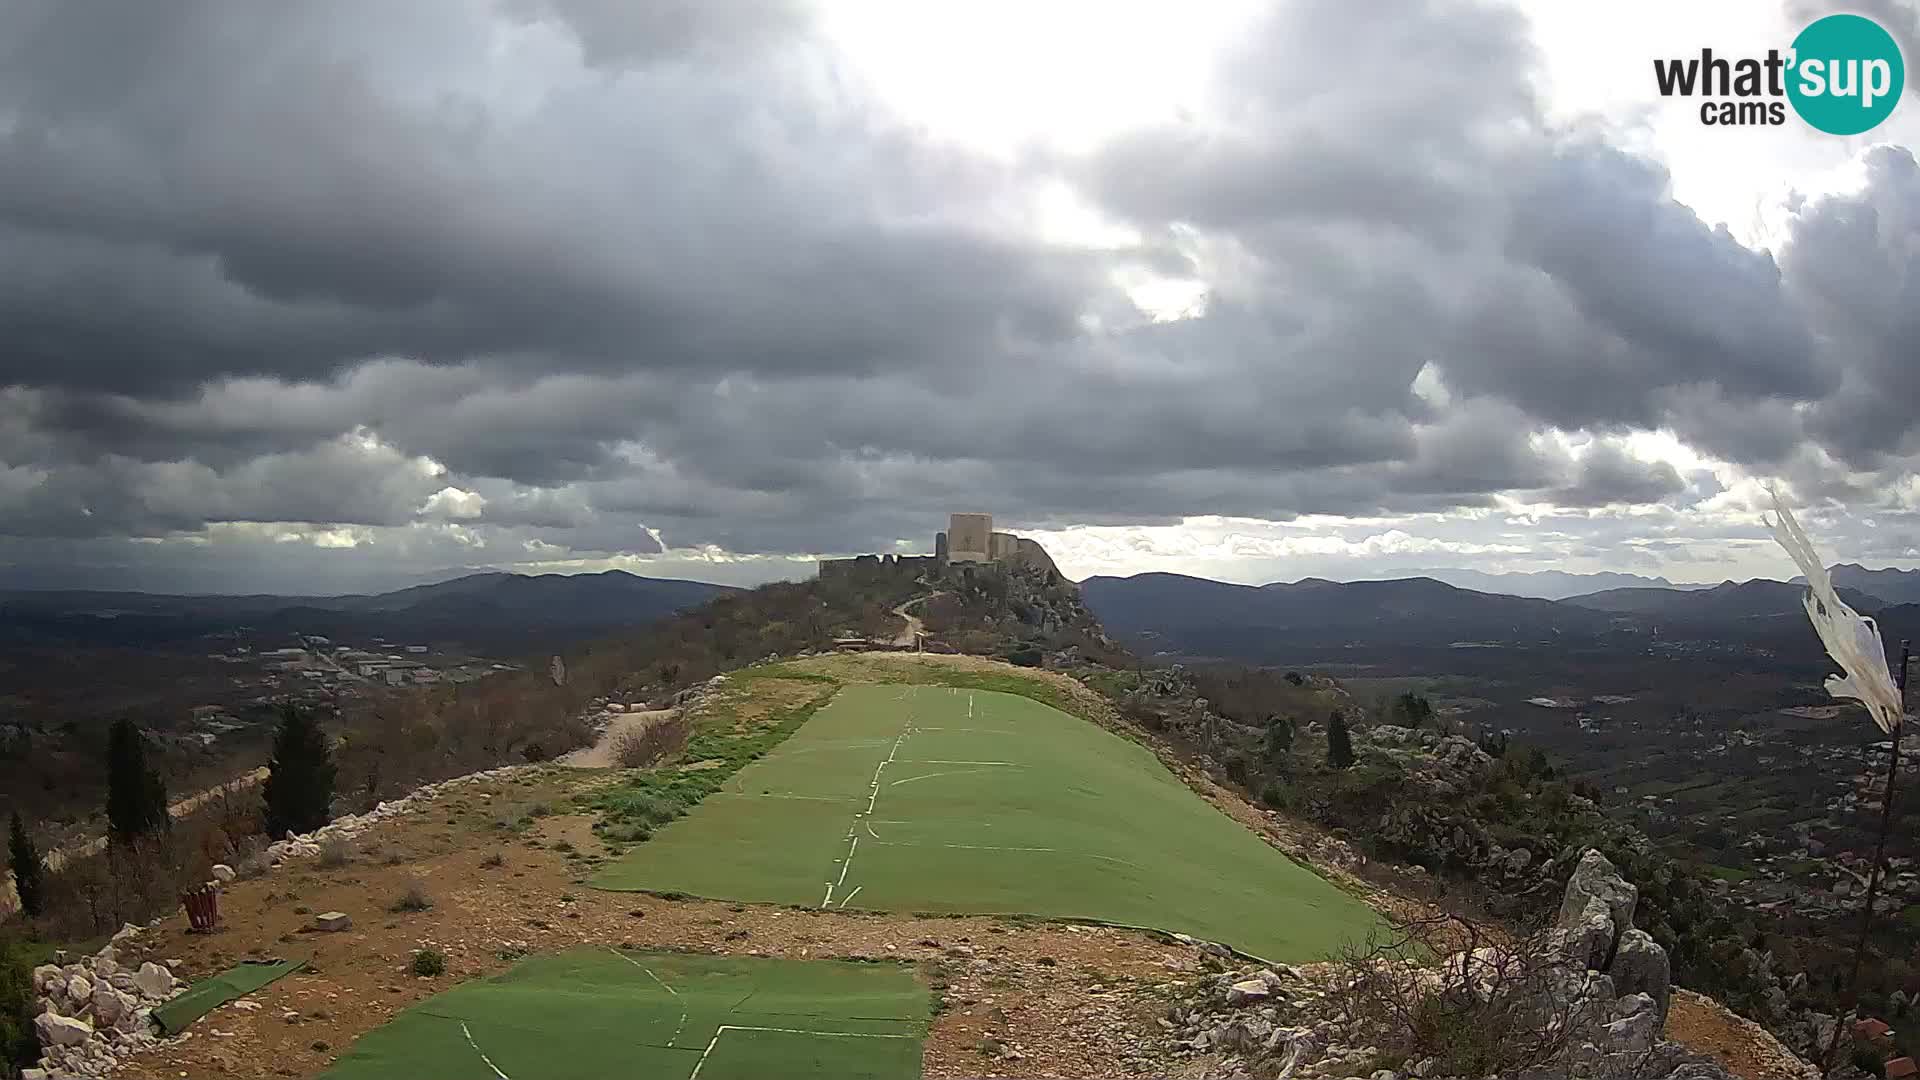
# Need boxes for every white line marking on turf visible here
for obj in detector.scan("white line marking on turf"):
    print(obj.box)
[888,768,1006,787]
[670,1011,688,1047]
[461,1021,513,1080]
[837,885,863,908]
[689,1024,916,1080]
[607,948,678,995]
[824,704,916,906]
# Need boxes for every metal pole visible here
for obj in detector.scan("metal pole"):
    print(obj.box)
[1825,639,1910,1073]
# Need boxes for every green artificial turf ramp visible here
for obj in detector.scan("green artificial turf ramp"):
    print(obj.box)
[595,683,1384,961]
[152,958,307,1034]
[318,948,928,1080]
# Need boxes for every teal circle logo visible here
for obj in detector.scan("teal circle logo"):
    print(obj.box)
[1787,14,1904,135]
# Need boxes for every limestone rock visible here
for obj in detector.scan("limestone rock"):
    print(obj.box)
[1607,929,1672,1028]
[1552,895,1617,971]
[1557,849,1637,951]
[1603,993,1660,1053]
[1225,978,1271,1006]
[210,863,236,883]
[133,962,172,999]
[91,985,132,1026]
[35,1011,93,1048]
[313,911,353,932]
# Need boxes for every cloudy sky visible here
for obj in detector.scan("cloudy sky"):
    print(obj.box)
[3,0,1920,593]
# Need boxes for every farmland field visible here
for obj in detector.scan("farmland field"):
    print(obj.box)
[595,683,1382,961]
[319,949,928,1080]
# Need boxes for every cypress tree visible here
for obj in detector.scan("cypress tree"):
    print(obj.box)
[6,813,41,918]
[106,718,168,843]
[1262,714,1295,767]
[262,704,337,838]
[1326,709,1355,769]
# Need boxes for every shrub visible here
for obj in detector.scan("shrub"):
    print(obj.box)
[390,880,434,913]
[611,714,692,770]
[1223,754,1251,786]
[1,939,40,1079]
[410,949,446,977]
[1330,914,1589,1077]
[481,852,505,869]
[317,835,354,869]
[1259,780,1288,809]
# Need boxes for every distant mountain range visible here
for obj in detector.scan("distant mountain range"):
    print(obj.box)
[1079,570,1920,666]
[1385,568,1712,601]
[0,570,733,652]
[1809,564,1920,606]
[1078,573,1613,654]
[1560,578,1884,620]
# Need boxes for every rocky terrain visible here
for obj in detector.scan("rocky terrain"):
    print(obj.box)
[1164,850,1812,1080]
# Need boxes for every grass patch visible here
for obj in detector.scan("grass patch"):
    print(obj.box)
[583,685,838,841]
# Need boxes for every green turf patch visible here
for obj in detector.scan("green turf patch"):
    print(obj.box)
[595,684,1386,962]
[152,958,308,1034]
[318,948,928,1080]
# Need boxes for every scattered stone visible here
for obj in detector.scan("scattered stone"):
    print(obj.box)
[1225,978,1272,1006]
[313,911,353,932]
[210,863,236,884]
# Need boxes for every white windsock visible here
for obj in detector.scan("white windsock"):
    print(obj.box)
[1764,489,1904,734]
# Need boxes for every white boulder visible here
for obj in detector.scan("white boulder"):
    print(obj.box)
[35,1011,93,1047]
[133,962,172,1000]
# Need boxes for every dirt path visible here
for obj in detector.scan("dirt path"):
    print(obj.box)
[890,593,942,647]
[556,709,678,768]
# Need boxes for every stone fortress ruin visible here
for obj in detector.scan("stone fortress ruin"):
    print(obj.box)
[819,511,1059,579]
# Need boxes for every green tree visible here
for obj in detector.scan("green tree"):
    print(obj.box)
[106,717,168,844]
[6,813,41,919]
[1262,714,1295,767]
[1394,692,1435,729]
[1326,710,1355,769]
[262,704,338,838]
[0,939,39,1077]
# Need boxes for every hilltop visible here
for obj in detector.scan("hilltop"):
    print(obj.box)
[2,549,1838,1080]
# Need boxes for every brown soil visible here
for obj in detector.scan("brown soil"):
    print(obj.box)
[110,768,1204,1080]
[1667,989,1814,1080]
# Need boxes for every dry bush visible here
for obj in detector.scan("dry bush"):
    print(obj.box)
[316,834,354,869]
[1329,914,1618,1077]
[389,878,433,913]
[611,714,692,770]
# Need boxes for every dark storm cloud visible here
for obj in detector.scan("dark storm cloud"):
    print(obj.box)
[1,0,1919,589]
[1549,442,1687,508]
[1782,146,1920,466]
